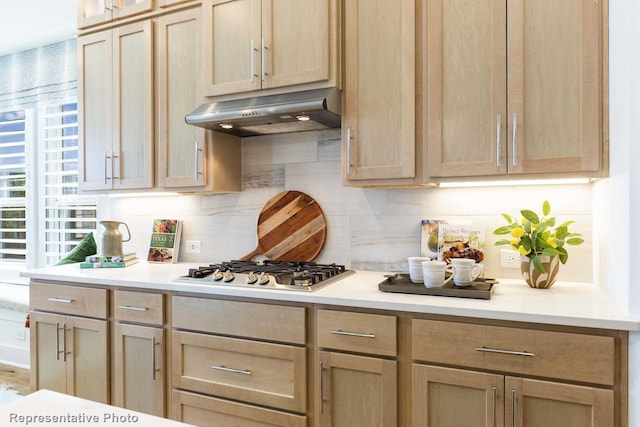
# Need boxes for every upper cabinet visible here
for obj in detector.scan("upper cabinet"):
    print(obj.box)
[342,0,419,185]
[78,20,154,191]
[202,0,340,97]
[78,0,155,29]
[427,0,606,179]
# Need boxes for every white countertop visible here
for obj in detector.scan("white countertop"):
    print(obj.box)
[21,261,640,331]
[0,389,192,426]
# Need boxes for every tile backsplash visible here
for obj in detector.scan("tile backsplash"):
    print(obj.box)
[106,129,594,283]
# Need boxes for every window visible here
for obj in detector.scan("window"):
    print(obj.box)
[0,101,96,270]
[38,102,97,266]
[0,110,27,262]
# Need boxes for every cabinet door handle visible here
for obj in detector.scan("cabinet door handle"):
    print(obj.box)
[512,389,517,427]
[496,114,502,167]
[250,39,257,82]
[319,361,325,413]
[346,128,352,174]
[475,346,534,357]
[210,364,252,375]
[493,386,498,427]
[104,150,111,184]
[118,305,148,312]
[111,152,119,180]
[62,323,68,362]
[55,322,61,361]
[48,297,74,304]
[194,140,203,180]
[261,37,267,81]
[512,113,518,167]
[330,329,376,339]
[151,336,160,380]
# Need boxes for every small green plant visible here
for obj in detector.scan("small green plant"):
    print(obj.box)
[493,200,584,273]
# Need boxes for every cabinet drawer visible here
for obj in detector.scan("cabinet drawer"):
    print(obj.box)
[172,390,307,427]
[172,296,306,344]
[317,309,397,357]
[412,319,616,385]
[30,282,108,319]
[114,290,164,325]
[172,331,307,413]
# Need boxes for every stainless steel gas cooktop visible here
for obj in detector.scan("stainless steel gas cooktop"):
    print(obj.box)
[173,260,353,292]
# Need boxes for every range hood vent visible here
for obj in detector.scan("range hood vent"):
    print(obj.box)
[185,88,341,137]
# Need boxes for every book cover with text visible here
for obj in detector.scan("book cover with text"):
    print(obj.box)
[147,219,182,263]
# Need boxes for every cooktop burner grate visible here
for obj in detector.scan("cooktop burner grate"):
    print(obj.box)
[175,260,353,291]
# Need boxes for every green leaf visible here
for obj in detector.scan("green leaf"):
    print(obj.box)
[558,220,576,228]
[521,235,532,251]
[495,239,514,246]
[524,221,532,234]
[542,248,561,256]
[546,216,556,227]
[566,237,584,245]
[542,200,551,216]
[558,247,568,264]
[521,210,540,224]
[501,213,513,223]
[532,256,545,273]
[536,236,550,250]
[493,226,512,235]
[535,223,548,234]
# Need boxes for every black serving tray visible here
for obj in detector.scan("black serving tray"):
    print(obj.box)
[378,273,497,300]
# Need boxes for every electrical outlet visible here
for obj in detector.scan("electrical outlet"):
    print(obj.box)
[500,249,521,268]
[185,240,201,254]
[15,330,26,341]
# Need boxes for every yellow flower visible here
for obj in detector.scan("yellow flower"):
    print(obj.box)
[546,237,558,248]
[510,227,525,238]
[510,238,520,246]
[518,245,531,255]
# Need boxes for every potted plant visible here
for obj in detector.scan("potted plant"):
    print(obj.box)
[493,200,584,288]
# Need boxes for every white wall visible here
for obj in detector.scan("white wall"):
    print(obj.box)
[606,1,640,425]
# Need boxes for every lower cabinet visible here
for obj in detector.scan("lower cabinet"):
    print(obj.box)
[30,311,109,403]
[319,351,397,427]
[316,308,399,427]
[171,296,308,426]
[29,282,109,404]
[112,290,166,417]
[412,364,614,427]
[411,318,621,427]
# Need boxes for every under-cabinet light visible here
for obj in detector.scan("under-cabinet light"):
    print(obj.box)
[106,192,181,198]
[296,115,311,121]
[219,123,234,129]
[437,178,592,188]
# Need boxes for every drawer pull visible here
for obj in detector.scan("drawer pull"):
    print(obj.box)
[475,346,534,357]
[330,329,376,339]
[118,305,148,312]
[48,297,74,304]
[210,365,252,376]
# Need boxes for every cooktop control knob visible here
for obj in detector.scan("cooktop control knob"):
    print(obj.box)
[212,269,224,281]
[246,271,258,284]
[222,270,235,282]
[257,272,270,286]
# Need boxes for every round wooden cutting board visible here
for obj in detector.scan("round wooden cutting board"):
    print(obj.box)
[240,191,327,262]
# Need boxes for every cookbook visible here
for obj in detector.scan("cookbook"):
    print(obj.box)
[147,219,182,263]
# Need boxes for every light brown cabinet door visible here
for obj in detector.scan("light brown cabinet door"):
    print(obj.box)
[78,31,113,191]
[412,364,504,427]
[507,0,602,175]
[261,0,330,89]
[112,20,154,190]
[78,21,153,191]
[113,323,165,417]
[65,316,109,404]
[78,0,114,29]
[30,312,67,394]
[343,0,416,182]
[505,377,614,427]
[203,0,262,96]
[156,7,207,188]
[30,312,108,403]
[427,0,604,178]
[426,0,507,178]
[318,351,397,427]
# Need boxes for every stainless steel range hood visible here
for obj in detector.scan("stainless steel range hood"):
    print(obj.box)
[185,88,341,137]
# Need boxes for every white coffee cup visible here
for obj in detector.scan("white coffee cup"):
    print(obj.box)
[408,256,430,283]
[450,258,482,287]
[421,261,456,288]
